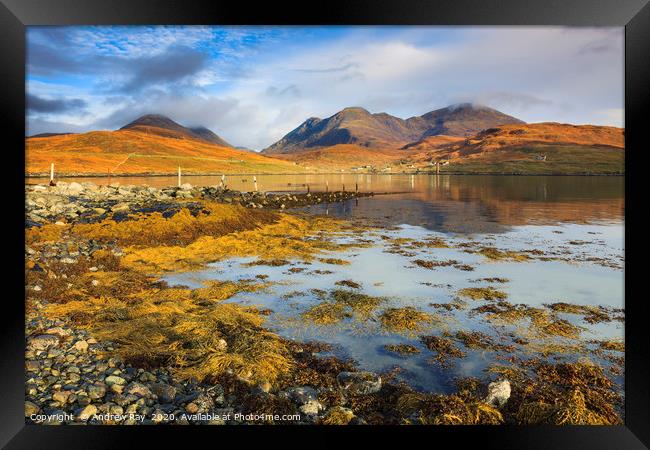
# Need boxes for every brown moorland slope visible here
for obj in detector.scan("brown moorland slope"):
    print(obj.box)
[271,144,411,171]
[406,122,623,160]
[274,123,624,174]
[26,129,303,176]
[405,123,624,174]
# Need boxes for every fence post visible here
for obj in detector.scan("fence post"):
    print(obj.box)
[50,163,54,182]
[178,166,181,187]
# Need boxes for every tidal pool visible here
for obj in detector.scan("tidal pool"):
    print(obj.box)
[162,216,624,394]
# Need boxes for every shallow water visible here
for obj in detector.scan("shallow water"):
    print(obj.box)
[54,173,621,393]
[29,174,623,233]
[163,217,624,393]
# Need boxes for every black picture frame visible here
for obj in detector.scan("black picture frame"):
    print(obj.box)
[3,0,648,447]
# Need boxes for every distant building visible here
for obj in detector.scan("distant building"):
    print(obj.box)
[534,155,547,161]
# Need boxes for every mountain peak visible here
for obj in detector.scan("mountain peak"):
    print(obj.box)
[335,107,371,119]
[120,114,232,147]
[263,103,525,154]
[121,114,184,131]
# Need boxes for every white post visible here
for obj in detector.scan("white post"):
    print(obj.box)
[253,176,258,192]
[221,174,226,188]
[178,166,181,187]
[50,163,54,182]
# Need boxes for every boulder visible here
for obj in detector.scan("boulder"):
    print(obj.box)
[485,379,511,408]
[337,371,382,395]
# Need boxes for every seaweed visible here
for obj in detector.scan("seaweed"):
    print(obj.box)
[420,335,466,367]
[457,287,508,301]
[384,344,421,355]
[379,307,437,334]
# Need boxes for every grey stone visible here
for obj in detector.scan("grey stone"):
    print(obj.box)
[25,401,40,417]
[76,404,98,421]
[151,382,176,403]
[336,371,382,395]
[29,334,59,351]
[285,386,318,405]
[124,382,153,398]
[87,384,107,400]
[485,379,511,408]
[105,375,126,385]
[299,399,324,416]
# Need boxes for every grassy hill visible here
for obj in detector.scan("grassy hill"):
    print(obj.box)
[271,144,410,171]
[406,123,624,175]
[26,129,304,176]
[434,144,624,175]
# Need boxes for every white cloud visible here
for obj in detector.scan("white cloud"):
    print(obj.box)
[27,26,624,149]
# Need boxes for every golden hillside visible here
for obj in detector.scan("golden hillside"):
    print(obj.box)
[26,128,304,175]
[403,123,624,174]
[272,144,412,171]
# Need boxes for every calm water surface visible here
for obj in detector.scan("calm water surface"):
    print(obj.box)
[148,175,624,393]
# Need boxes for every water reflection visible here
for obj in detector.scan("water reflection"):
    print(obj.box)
[27,174,623,233]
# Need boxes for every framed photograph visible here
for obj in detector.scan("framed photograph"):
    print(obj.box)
[3,0,649,447]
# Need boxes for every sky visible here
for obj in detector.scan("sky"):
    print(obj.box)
[26,26,624,150]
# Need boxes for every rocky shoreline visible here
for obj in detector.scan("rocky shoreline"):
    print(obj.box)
[26,181,374,227]
[26,307,385,425]
[24,181,623,426]
[24,182,385,425]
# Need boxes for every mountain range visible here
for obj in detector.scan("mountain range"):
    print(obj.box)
[262,103,524,154]
[25,104,624,175]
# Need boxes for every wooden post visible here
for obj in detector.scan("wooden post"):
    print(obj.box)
[342,184,346,192]
[325,180,329,193]
[178,166,181,187]
[220,174,225,188]
[355,182,358,193]
[253,176,258,192]
[50,163,54,182]
[436,162,440,174]
[307,185,310,194]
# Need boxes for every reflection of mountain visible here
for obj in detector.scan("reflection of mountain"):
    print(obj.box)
[302,175,624,233]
